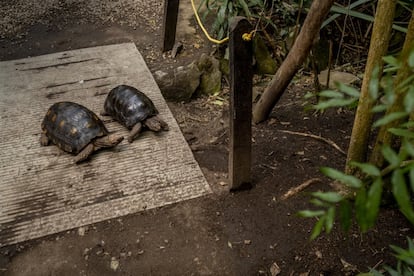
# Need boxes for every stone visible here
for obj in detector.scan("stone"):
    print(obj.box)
[253,35,277,75]
[318,70,359,89]
[154,62,201,102]
[196,53,222,96]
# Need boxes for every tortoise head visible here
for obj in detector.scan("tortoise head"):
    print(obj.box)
[94,133,124,148]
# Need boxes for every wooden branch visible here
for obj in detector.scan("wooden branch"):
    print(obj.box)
[278,129,346,155]
[281,178,321,200]
[252,0,335,123]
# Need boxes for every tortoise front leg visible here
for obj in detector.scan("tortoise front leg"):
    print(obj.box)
[128,122,143,143]
[74,143,94,163]
[145,115,169,132]
[40,133,50,146]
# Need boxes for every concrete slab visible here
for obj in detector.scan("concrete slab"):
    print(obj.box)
[0,43,211,247]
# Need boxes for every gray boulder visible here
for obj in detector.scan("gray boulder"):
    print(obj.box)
[154,62,201,102]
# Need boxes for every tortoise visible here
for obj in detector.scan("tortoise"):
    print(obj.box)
[40,101,124,163]
[101,84,169,142]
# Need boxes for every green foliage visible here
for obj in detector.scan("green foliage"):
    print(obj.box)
[198,0,298,40]
[198,0,266,40]
[365,238,414,276]
[324,1,409,33]
[300,50,414,271]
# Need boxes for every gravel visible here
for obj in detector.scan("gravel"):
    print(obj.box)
[0,0,163,39]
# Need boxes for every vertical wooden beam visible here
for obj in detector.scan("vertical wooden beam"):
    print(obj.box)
[229,17,253,190]
[162,0,180,52]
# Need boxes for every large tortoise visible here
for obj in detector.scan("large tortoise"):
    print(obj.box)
[40,101,124,163]
[102,85,169,142]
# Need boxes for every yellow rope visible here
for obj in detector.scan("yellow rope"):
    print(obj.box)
[190,0,255,44]
[190,0,229,44]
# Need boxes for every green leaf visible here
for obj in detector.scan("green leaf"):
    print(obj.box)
[321,0,373,29]
[216,3,227,25]
[404,86,414,113]
[401,121,414,129]
[297,210,325,218]
[355,187,368,232]
[396,75,414,93]
[314,98,357,110]
[373,111,408,128]
[388,128,414,139]
[339,200,352,232]
[392,169,414,225]
[310,216,325,240]
[312,191,343,203]
[365,178,383,228]
[401,139,414,157]
[336,82,360,98]
[329,5,407,33]
[238,0,251,18]
[407,237,414,252]
[383,55,401,68]
[350,162,381,177]
[371,104,388,113]
[318,90,344,99]
[381,145,401,168]
[325,206,335,234]
[320,167,362,188]
[309,198,328,207]
[410,166,414,192]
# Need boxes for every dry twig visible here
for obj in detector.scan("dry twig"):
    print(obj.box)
[278,129,346,156]
[280,178,321,200]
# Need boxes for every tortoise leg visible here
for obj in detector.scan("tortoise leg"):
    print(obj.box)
[100,109,109,116]
[40,133,50,146]
[145,116,169,132]
[74,143,94,163]
[128,122,143,143]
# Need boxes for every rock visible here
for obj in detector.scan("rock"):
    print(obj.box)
[318,70,359,89]
[269,261,281,276]
[196,53,222,95]
[110,257,119,271]
[253,35,277,75]
[154,62,201,102]
[77,226,87,236]
[171,42,183,58]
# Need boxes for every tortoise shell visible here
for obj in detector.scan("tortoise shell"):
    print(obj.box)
[41,102,109,154]
[103,85,158,129]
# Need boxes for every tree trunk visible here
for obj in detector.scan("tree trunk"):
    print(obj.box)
[345,0,397,174]
[252,0,335,124]
[370,11,414,167]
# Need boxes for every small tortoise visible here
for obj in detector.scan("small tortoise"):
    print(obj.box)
[40,102,124,163]
[102,85,169,142]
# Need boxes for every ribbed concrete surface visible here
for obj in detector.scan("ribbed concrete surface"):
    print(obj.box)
[0,43,211,247]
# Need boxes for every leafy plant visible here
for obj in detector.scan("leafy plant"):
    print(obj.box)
[299,50,414,271]
[197,0,296,40]
[300,50,414,233]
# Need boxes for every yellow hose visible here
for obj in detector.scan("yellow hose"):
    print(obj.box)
[190,0,255,44]
[190,0,229,44]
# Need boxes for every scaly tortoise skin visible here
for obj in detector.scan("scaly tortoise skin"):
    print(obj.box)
[40,102,124,163]
[102,85,169,142]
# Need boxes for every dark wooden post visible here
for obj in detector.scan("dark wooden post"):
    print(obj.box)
[162,0,180,52]
[229,17,253,190]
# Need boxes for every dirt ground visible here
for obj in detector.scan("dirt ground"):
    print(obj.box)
[1,1,414,275]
